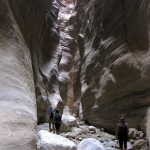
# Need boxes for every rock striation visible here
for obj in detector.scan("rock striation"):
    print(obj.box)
[76,0,150,138]
[0,0,62,149]
[0,1,37,149]
[58,0,77,115]
[9,0,63,122]
[1,0,150,148]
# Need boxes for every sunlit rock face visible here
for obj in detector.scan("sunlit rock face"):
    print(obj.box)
[7,0,63,123]
[76,0,150,134]
[58,0,77,115]
[0,1,37,149]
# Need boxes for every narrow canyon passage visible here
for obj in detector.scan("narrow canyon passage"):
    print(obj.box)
[58,0,78,115]
[0,0,149,149]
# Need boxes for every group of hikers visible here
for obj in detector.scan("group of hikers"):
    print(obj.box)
[48,107,128,149]
[48,107,62,135]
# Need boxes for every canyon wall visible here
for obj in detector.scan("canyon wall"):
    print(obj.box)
[0,1,37,149]
[8,0,63,123]
[76,0,150,138]
[1,0,150,148]
[0,0,61,149]
[58,0,77,115]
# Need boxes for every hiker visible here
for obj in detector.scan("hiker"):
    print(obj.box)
[54,109,62,135]
[48,107,55,132]
[116,117,129,150]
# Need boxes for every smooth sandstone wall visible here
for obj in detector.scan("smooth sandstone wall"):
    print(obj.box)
[0,1,37,149]
[76,0,150,138]
[0,0,62,149]
[7,0,63,123]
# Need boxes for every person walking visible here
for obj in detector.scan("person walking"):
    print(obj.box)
[54,109,62,135]
[48,107,55,132]
[116,117,129,150]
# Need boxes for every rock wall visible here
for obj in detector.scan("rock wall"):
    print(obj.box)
[0,0,62,149]
[1,0,150,148]
[58,0,77,115]
[0,1,37,149]
[76,0,150,137]
[7,0,63,123]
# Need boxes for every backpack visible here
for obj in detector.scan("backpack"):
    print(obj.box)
[54,112,62,123]
[118,122,127,135]
[49,108,54,119]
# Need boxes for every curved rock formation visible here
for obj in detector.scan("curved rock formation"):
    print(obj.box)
[8,0,63,123]
[0,0,62,149]
[0,1,37,149]
[1,0,150,148]
[76,0,150,135]
[58,0,77,115]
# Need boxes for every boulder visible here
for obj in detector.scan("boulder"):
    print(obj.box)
[71,127,83,135]
[130,139,135,144]
[77,138,106,150]
[137,131,143,136]
[139,132,145,139]
[61,115,78,132]
[128,128,138,139]
[37,130,77,150]
[133,139,146,150]
[79,125,89,133]
[68,132,77,139]
[136,131,145,139]
[62,115,78,127]
[88,126,97,133]
[60,124,72,132]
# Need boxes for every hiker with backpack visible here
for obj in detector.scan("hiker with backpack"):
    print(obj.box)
[116,117,129,150]
[54,109,62,135]
[48,107,55,132]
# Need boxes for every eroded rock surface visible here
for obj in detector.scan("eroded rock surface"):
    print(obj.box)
[1,0,150,148]
[0,1,37,149]
[0,0,62,149]
[76,0,150,136]
[58,0,77,115]
[9,0,63,123]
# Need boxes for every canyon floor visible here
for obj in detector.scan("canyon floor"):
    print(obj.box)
[37,118,134,150]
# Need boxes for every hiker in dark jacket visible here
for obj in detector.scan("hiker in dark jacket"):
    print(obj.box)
[116,117,129,150]
[54,109,62,135]
[48,107,55,132]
